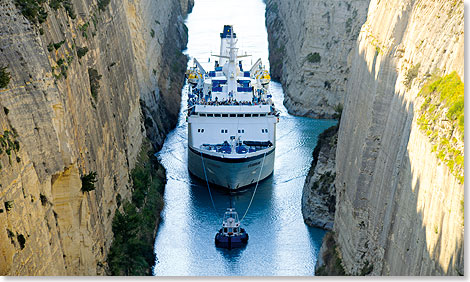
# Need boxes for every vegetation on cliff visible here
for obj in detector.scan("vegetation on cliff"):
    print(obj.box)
[417,71,464,183]
[88,68,102,102]
[107,140,165,275]
[0,66,11,88]
[316,232,346,276]
[14,0,48,24]
[0,129,21,166]
[81,171,97,193]
[306,52,321,64]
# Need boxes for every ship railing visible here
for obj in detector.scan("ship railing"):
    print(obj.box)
[192,100,269,106]
[200,141,272,155]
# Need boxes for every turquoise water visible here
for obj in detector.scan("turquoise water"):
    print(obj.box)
[153,0,337,276]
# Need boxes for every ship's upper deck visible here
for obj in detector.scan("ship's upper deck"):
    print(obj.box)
[193,104,272,114]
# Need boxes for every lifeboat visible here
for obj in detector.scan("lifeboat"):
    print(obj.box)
[215,208,248,249]
[187,68,202,85]
[255,69,271,85]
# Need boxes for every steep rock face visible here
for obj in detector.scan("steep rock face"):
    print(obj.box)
[334,0,464,275]
[302,125,338,230]
[0,0,192,275]
[265,0,369,118]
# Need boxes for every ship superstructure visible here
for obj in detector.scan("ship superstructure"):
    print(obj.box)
[186,25,279,190]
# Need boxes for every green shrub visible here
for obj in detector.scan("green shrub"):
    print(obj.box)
[48,0,75,17]
[48,0,61,10]
[63,0,76,19]
[79,22,89,39]
[14,0,48,24]
[81,171,97,193]
[88,68,102,101]
[60,64,68,79]
[4,201,13,212]
[17,234,26,250]
[307,52,321,63]
[0,66,11,89]
[150,29,155,38]
[333,103,343,120]
[404,63,420,88]
[53,40,65,50]
[98,0,110,11]
[77,46,89,59]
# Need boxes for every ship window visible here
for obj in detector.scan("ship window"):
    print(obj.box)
[201,129,205,133]
[260,114,266,117]
[230,114,236,117]
[245,114,252,117]
[198,129,200,132]
[221,129,228,134]
[215,114,221,117]
[237,114,243,117]
[238,129,244,133]
[222,114,228,117]
[225,129,228,133]
[207,114,213,117]
[200,113,206,117]
[265,129,268,132]
[224,228,227,233]
[253,114,259,117]
[221,129,224,133]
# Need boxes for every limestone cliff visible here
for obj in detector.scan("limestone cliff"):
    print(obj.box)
[0,0,192,275]
[334,0,464,275]
[265,0,369,118]
[267,0,464,276]
[301,124,338,230]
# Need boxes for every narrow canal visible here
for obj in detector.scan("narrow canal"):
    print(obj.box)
[153,0,337,276]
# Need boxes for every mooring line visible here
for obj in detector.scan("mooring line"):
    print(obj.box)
[240,150,267,222]
[200,151,218,214]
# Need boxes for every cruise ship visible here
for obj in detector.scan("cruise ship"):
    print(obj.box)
[186,25,279,190]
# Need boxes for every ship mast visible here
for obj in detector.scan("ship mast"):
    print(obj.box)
[224,27,239,95]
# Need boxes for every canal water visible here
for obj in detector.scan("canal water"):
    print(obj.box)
[153,0,337,276]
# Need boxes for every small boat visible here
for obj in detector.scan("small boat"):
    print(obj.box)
[215,208,248,249]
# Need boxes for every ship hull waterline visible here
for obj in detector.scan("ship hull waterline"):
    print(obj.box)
[188,147,275,190]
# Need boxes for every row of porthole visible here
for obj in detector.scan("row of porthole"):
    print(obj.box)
[199,113,267,117]
[196,128,269,133]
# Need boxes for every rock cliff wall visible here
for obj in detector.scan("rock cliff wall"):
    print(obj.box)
[334,0,464,275]
[301,124,338,230]
[0,0,192,275]
[267,0,464,276]
[265,0,369,118]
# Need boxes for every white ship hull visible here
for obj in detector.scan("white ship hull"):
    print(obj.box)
[185,25,279,190]
[188,146,275,190]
